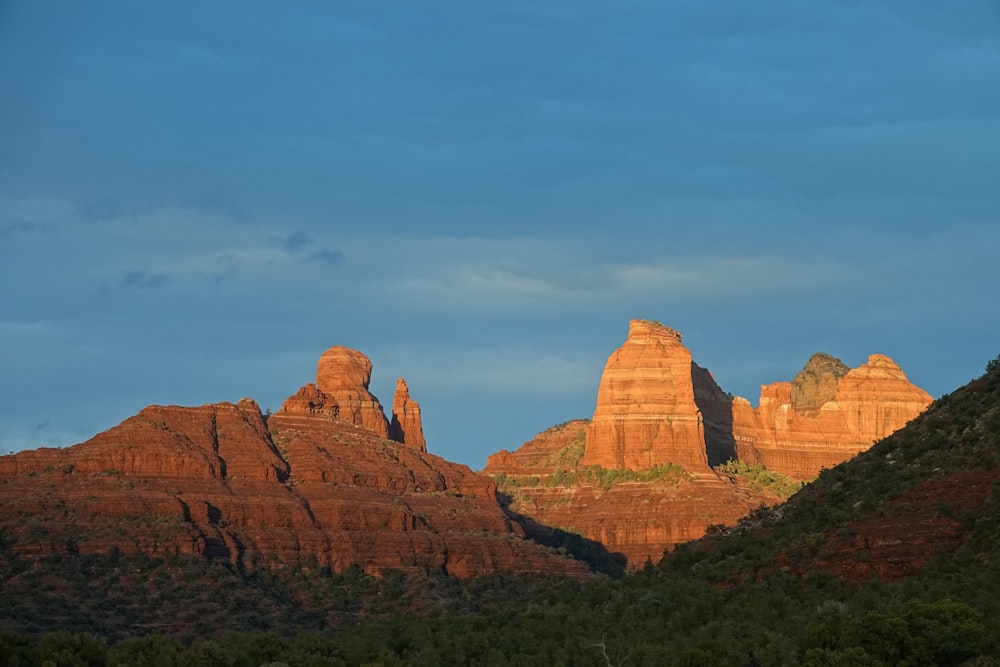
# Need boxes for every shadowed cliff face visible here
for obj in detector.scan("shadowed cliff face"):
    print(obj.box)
[691,362,736,468]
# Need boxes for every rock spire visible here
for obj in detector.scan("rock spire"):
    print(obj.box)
[389,378,426,452]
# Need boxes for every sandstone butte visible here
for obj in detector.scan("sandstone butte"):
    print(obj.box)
[484,319,933,567]
[732,352,934,479]
[580,320,702,470]
[0,346,589,580]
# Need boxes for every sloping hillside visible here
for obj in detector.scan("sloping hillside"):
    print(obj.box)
[667,355,1000,584]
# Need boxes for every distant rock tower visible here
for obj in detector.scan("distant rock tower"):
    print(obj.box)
[389,378,427,452]
[582,320,711,471]
[279,346,426,450]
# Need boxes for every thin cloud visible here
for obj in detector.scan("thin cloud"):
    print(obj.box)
[273,230,313,253]
[363,237,851,315]
[375,343,601,398]
[308,247,345,267]
[119,269,169,289]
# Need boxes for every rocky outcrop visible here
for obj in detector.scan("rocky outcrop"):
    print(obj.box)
[0,350,591,580]
[501,473,782,567]
[0,403,590,578]
[484,420,589,476]
[278,383,337,418]
[280,348,428,451]
[485,320,933,568]
[733,354,933,478]
[287,345,390,437]
[577,321,931,478]
[790,353,851,416]
[388,378,426,452]
[582,320,710,471]
[834,354,934,442]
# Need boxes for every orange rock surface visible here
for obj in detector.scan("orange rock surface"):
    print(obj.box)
[503,473,781,567]
[582,320,710,471]
[733,354,933,478]
[0,351,591,579]
[307,345,391,437]
[388,378,426,452]
[483,420,589,476]
[485,321,933,568]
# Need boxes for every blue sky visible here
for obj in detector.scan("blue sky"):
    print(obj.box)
[1,1,998,468]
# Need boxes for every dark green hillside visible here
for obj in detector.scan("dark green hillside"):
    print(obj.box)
[2,357,999,666]
[668,353,1000,584]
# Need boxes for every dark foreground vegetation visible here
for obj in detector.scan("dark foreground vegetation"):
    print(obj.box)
[2,357,999,666]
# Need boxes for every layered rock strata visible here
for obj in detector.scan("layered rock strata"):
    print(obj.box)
[733,354,933,478]
[578,321,930,478]
[0,401,589,578]
[311,345,391,437]
[499,475,781,567]
[486,320,933,568]
[483,420,589,477]
[279,346,426,451]
[389,378,426,452]
[582,320,710,471]
[0,349,588,579]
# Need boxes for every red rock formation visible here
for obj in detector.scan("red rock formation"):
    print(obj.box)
[691,363,738,467]
[582,320,710,471]
[503,474,781,567]
[279,383,337,418]
[288,345,390,437]
[835,354,933,442]
[388,378,426,452]
[483,420,589,476]
[484,321,933,568]
[733,354,933,478]
[790,352,850,415]
[0,400,591,579]
[490,414,782,568]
